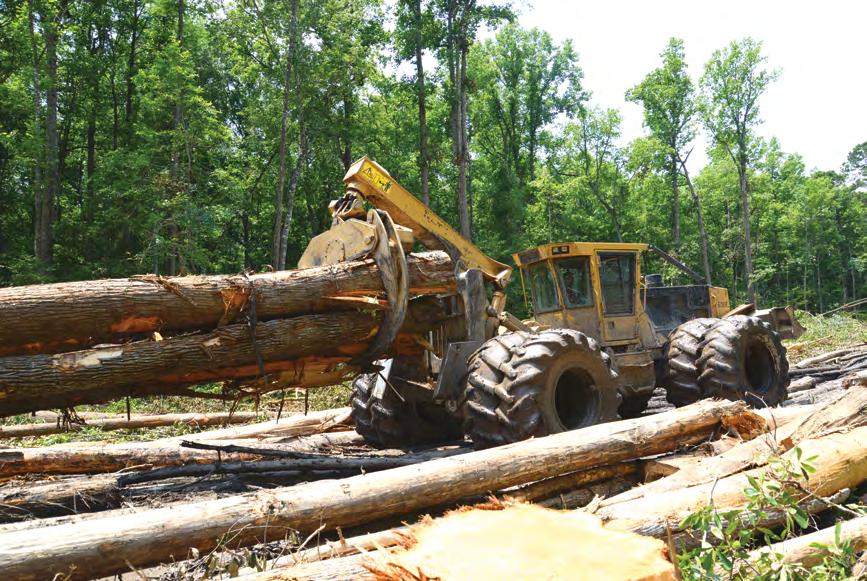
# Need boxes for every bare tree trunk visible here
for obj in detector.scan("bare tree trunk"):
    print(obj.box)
[27,0,43,258]
[277,0,302,269]
[37,2,61,265]
[413,0,430,206]
[124,0,140,142]
[456,40,471,239]
[671,153,680,248]
[271,47,292,266]
[678,158,712,284]
[738,157,756,304]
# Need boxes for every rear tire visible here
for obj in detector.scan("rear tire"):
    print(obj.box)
[462,329,621,449]
[350,359,463,449]
[662,318,718,406]
[697,315,789,407]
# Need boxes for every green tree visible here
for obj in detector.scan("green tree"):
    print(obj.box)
[701,38,778,304]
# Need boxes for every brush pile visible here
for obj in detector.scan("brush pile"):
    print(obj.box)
[0,347,865,580]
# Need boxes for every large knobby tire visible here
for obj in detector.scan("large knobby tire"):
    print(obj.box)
[350,360,463,449]
[462,329,621,449]
[697,315,789,407]
[662,318,719,407]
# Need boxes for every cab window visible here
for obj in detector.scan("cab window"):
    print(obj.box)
[598,252,636,315]
[527,262,560,313]
[555,257,593,308]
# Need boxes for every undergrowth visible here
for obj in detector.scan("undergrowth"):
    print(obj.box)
[784,312,867,363]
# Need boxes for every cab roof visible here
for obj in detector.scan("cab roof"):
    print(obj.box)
[512,242,649,267]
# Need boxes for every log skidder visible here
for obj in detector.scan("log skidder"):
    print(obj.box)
[462,329,621,449]
[662,315,789,407]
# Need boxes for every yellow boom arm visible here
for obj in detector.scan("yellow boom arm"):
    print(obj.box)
[343,157,512,287]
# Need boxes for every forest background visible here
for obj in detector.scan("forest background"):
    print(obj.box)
[1,0,864,316]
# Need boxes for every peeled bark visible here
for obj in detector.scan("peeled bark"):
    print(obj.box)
[0,400,760,579]
[0,298,448,416]
[0,251,454,356]
[0,411,261,439]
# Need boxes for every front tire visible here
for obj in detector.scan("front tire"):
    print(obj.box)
[350,359,462,449]
[462,329,621,449]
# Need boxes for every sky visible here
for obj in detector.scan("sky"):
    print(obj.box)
[511,0,867,174]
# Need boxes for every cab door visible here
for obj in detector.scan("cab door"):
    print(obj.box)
[595,251,640,343]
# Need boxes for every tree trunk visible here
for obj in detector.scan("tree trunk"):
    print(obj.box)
[124,0,140,140]
[37,2,61,265]
[0,400,759,579]
[679,157,712,284]
[0,411,261,439]
[413,0,430,206]
[0,250,454,356]
[271,37,293,266]
[0,473,121,521]
[738,156,756,304]
[0,298,450,416]
[671,153,680,248]
[27,0,43,249]
[456,41,471,239]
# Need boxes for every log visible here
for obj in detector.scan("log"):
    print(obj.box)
[117,446,469,486]
[794,345,865,368]
[746,514,867,569]
[0,251,455,356]
[600,386,867,512]
[0,298,448,416]
[0,411,262,438]
[598,425,867,536]
[0,431,364,478]
[0,473,120,521]
[365,504,676,581]
[0,400,761,579]
[160,408,352,443]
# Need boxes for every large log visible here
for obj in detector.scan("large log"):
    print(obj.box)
[0,411,262,439]
[600,386,867,511]
[598,425,867,536]
[0,298,448,416]
[0,251,455,356]
[746,514,867,569]
[0,400,761,580]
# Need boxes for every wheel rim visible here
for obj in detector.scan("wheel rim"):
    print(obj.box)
[744,339,775,395]
[553,368,599,430]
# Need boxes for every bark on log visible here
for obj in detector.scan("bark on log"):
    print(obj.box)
[598,425,867,536]
[0,251,455,356]
[0,431,364,479]
[0,411,262,438]
[159,408,352,444]
[0,299,448,417]
[601,386,867,511]
[0,400,761,580]
[0,473,120,521]
[746,514,867,568]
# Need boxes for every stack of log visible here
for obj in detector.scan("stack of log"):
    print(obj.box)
[0,252,456,416]
[0,371,865,580]
[1,343,866,579]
